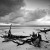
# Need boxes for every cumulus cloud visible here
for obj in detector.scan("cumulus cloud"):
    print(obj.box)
[22,15,50,25]
[24,9,47,22]
[10,9,50,24]
[12,17,25,24]
[12,8,47,24]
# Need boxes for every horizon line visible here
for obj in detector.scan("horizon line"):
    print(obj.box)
[0,25,50,27]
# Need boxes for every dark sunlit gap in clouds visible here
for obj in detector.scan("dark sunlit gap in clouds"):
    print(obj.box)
[0,0,50,25]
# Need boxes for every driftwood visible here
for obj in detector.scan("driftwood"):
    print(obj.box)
[0,32,49,48]
[1,32,41,47]
[0,25,50,48]
[39,28,50,34]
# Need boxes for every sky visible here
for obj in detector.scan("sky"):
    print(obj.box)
[24,0,50,10]
[0,0,50,25]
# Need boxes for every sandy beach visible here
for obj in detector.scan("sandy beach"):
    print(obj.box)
[0,27,50,50]
[0,37,50,50]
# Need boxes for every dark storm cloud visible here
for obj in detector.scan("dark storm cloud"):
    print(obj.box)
[0,0,24,16]
[0,10,24,23]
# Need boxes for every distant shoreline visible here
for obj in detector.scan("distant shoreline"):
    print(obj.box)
[0,25,50,27]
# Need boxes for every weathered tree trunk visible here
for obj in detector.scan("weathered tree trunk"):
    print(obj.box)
[8,24,12,38]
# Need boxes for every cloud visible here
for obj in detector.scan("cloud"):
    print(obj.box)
[0,10,24,23]
[0,7,50,25]
[9,9,49,24]
[24,9,47,22]
[11,9,47,24]
[12,17,25,24]
[0,0,25,24]
[0,0,25,16]
[0,0,50,25]
[23,15,50,25]
[37,15,50,22]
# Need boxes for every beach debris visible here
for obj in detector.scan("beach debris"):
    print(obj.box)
[0,25,50,48]
[38,28,50,34]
